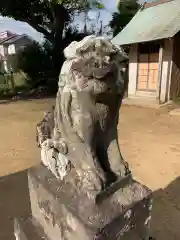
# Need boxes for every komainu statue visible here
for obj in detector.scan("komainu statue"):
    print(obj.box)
[37,35,130,192]
[15,36,152,240]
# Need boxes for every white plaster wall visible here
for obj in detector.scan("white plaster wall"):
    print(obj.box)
[128,44,138,97]
[0,45,8,57]
[160,39,173,103]
[3,60,8,72]
[0,45,4,57]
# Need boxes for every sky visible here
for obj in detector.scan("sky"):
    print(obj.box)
[0,0,149,42]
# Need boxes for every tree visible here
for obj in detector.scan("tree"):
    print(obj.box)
[16,41,54,88]
[0,0,103,75]
[110,0,140,37]
[15,28,91,90]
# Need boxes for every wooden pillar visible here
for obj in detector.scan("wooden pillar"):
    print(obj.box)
[159,39,173,103]
[128,44,138,97]
[157,44,163,103]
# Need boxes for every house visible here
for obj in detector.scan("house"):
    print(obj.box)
[0,31,33,73]
[112,0,180,104]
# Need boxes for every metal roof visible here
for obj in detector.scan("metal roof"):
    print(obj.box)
[111,0,180,45]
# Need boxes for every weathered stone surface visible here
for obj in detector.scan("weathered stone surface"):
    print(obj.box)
[14,217,48,240]
[36,36,130,191]
[27,164,152,240]
[15,36,153,240]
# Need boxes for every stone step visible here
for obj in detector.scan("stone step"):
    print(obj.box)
[27,164,152,240]
[135,91,157,98]
[14,217,48,240]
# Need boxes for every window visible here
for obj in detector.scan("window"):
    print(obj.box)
[8,44,16,55]
[137,43,160,91]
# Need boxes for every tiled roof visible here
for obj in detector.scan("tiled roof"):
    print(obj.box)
[4,34,27,44]
[0,34,17,45]
[112,0,180,45]
[0,33,30,45]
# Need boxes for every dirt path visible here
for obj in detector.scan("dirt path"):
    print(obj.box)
[0,99,55,177]
[119,105,180,239]
[0,99,180,239]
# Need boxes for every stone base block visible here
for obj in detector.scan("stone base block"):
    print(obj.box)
[26,164,152,240]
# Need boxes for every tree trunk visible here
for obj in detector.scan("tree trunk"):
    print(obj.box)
[52,5,69,78]
[10,71,15,93]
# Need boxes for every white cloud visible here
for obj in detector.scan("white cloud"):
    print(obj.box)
[0,17,44,42]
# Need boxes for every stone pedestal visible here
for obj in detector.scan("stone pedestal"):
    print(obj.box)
[14,164,152,240]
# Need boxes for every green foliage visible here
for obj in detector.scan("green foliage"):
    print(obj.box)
[13,72,28,87]
[110,0,140,37]
[0,0,103,42]
[15,28,89,90]
[91,1,104,9]
[16,41,55,89]
[0,0,104,79]
[63,27,92,47]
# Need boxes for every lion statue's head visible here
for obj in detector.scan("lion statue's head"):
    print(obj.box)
[59,35,128,96]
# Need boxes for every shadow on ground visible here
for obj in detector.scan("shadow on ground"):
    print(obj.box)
[0,95,55,105]
[151,177,180,240]
[0,170,31,240]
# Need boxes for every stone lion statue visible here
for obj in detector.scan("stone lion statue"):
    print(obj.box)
[36,35,130,192]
